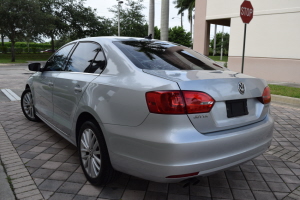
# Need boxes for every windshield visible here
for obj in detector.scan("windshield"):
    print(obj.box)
[113,40,223,71]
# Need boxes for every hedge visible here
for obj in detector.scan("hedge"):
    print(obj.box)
[1,42,52,49]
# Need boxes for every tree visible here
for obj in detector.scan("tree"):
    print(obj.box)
[62,2,103,40]
[40,0,102,51]
[109,0,148,37]
[173,0,195,34]
[39,0,68,52]
[169,26,192,47]
[154,26,161,40]
[210,32,230,55]
[96,17,114,36]
[0,0,45,61]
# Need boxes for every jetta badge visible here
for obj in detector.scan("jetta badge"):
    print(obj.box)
[238,82,245,95]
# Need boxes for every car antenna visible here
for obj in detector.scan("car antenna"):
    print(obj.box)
[144,34,152,39]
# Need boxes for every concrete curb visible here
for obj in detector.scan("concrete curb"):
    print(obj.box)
[0,124,43,200]
[0,161,15,200]
[271,94,300,107]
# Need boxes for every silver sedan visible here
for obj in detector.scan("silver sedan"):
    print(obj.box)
[21,37,274,185]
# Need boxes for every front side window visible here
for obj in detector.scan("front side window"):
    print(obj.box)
[113,40,223,71]
[44,43,75,71]
[65,42,102,73]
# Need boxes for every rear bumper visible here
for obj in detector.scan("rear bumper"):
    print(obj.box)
[103,114,274,183]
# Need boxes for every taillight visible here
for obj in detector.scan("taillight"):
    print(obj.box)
[146,91,186,114]
[183,91,215,113]
[258,86,271,104]
[146,91,215,114]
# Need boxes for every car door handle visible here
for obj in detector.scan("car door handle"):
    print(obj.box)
[74,87,82,92]
[48,82,54,87]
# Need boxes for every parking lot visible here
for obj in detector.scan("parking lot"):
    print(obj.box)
[0,65,300,200]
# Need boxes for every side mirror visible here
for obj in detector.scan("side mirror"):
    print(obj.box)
[28,63,41,71]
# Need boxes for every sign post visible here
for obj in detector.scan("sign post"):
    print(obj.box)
[240,0,253,73]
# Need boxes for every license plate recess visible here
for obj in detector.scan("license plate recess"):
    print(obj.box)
[225,99,249,118]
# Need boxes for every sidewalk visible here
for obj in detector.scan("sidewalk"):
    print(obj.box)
[0,101,299,199]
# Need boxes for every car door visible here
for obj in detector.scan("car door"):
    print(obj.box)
[33,43,75,124]
[52,42,105,135]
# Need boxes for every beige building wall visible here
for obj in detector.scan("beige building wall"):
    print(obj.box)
[194,0,300,83]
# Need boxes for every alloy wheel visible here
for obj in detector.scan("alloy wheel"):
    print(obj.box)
[80,128,101,178]
[22,92,35,119]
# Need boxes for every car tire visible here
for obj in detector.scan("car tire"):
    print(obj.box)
[78,120,119,185]
[21,89,40,122]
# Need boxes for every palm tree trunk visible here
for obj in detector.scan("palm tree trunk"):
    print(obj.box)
[148,0,155,38]
[160,0,169,41]
[181,13,183,27]
[190,16,193,35]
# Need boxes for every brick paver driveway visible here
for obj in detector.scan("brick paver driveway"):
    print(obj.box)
[0,66,300,200]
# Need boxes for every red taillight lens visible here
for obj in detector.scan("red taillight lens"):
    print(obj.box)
[146,91,215,114]
[146,91,186,114]
[258,86,271,104]
[183,91,215,113]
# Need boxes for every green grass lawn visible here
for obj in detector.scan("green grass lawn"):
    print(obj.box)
[0,53,50,63]
[269,84,300,98]
[209,56,228,62]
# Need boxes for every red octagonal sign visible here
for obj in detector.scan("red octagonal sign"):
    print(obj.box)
[240,1,253,24]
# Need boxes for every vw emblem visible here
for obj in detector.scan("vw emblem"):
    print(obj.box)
[238,82,245,95]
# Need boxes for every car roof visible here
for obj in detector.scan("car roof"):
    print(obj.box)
[72,36,158,44]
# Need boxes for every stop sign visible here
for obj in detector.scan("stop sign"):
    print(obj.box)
[240,1,253,24]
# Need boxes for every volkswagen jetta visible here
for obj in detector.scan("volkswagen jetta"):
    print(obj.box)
[21,37,274,185]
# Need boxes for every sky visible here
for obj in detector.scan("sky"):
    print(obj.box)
[83,0,230,38]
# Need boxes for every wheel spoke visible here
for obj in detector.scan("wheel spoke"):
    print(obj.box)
[92,157,100,174]
[93,154,101,167]
[87,156,92,176]
[80,148,89,153]
[93,150,100,155]
[88,129,93,147]
[81,136,89,150]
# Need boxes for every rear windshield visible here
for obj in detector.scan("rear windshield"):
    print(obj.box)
[113,40,223,70]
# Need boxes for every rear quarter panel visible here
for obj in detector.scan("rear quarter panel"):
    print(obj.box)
[73,38,180,129]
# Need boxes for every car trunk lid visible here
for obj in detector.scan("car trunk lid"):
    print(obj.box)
[143,70,270,133]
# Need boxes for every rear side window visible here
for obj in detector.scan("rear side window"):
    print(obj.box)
[65,42,103,73]
[89,50,106,74]
[113,41,223,71]
[44,44,75,71]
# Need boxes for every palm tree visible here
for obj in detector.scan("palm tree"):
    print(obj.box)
[160,0,169,41]
[148,0,155,38]
[173,0,195,34]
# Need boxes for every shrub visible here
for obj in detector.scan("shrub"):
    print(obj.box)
[32,47,37,53]
[3,46,8,53]
[16,48,23,54]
